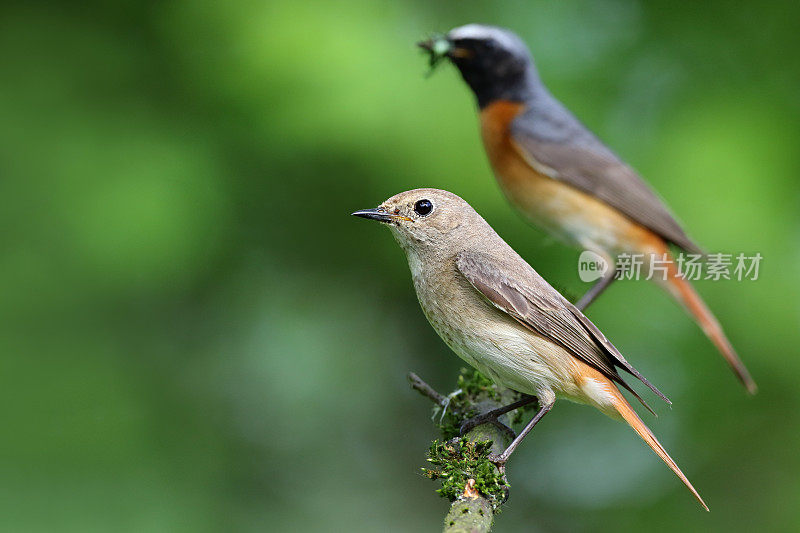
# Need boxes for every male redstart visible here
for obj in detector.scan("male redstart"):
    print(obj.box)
[352,188,708,510]
[419,24,756,394]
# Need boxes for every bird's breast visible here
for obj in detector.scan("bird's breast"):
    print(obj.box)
[479,101,659,254]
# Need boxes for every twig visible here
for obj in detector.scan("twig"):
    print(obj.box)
[408,372,448,407]
[443,492,493,533]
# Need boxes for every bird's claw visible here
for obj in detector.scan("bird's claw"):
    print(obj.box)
[461,414,516,442]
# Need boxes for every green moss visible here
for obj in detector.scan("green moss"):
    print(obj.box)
[432,399,473,441]
[456,368,502,401]
[431,368,532,439]
[432,368,506,439]
[422,437,509,512]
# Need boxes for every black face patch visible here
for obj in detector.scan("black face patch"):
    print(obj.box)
[431,30,536,109]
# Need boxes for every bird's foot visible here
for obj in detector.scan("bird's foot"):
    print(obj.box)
[459,394,538,436]
[459,411,500,435]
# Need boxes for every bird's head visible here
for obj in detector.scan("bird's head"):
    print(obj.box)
[419,24,537,108]
[352,188,484,255]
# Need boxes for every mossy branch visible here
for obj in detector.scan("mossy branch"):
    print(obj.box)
[408,370,536,533]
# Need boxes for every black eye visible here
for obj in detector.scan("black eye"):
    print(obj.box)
[414,199,433,216]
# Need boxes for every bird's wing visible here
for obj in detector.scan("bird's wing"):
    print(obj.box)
[455,250,669,410]
[509,106,702,253]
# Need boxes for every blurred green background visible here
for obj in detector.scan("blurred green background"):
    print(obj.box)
[2,0,799,531]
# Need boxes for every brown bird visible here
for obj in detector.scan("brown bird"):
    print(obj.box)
[419,24,756,393]
[353,188,708,510]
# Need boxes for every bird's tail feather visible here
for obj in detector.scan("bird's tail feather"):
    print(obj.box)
[608,385,709,511]
[659,256,757,394]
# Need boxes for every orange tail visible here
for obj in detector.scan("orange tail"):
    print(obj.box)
[660,255,757,394]
[609,386,709,511]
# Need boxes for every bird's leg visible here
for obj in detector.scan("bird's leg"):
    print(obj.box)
[575,266,619,311]
[459,394,538,435]
[490,400,553,465]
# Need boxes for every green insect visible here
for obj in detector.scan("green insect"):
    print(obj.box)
[418,33,452,76]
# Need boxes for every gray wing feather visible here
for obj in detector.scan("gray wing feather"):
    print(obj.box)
[510,102,701,253]
[455,250,669,409]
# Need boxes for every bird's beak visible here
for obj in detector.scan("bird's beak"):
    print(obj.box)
[351,207,400,224]
[417,35,452,55]
[417,35,454,70]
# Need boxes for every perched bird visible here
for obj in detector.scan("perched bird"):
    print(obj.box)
[352,188,708,510]
[418,24,756,394]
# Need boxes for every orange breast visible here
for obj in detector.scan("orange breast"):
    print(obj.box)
[479,101,662,255]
